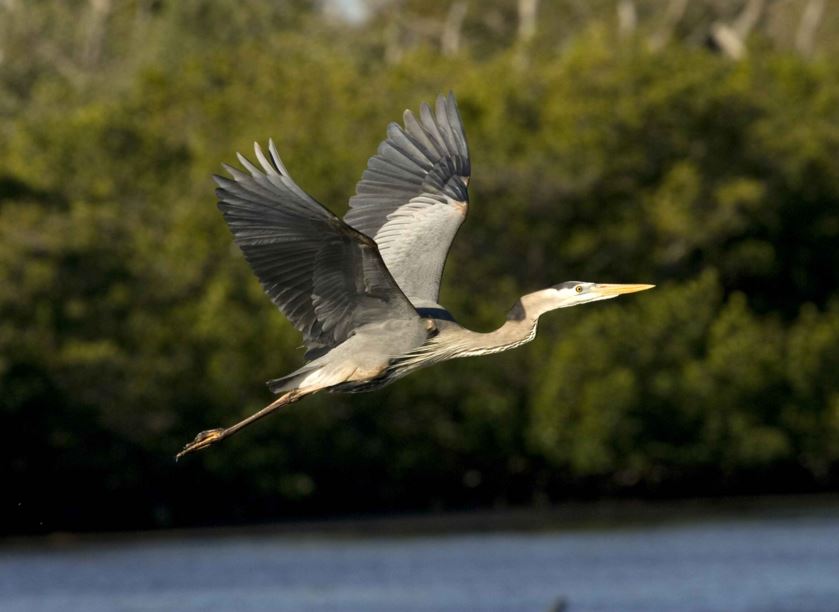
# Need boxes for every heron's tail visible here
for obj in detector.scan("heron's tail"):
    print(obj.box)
[266,364,321,394]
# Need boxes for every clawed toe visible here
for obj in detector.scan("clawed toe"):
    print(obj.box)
[176,428,225,461]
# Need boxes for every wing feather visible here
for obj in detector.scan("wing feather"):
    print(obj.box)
[215,142,419,358]
[344,92,471,306]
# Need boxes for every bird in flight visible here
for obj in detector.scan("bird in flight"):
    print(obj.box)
[177,93,653,459]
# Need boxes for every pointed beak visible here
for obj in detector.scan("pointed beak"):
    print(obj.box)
[593,283,655,297]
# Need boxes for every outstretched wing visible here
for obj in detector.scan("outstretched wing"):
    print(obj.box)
[215,141,419,359]
[344,93,470,306]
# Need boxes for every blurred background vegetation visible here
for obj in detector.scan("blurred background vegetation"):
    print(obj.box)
[2,0,839,536]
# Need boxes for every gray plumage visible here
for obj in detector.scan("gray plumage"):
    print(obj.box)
[178,93,654,459]
[215,141,419,361]
[345,92,470,307]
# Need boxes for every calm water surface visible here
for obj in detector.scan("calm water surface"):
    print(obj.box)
[2,507,839,612]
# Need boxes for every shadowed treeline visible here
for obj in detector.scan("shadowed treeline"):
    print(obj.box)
[2,1,838,535]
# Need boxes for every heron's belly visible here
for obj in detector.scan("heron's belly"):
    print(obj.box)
[309,318,429,393]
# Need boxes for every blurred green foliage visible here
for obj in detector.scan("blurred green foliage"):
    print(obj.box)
[2,1,839,534]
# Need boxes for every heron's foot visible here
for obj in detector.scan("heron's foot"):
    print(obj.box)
[176,428,226,461]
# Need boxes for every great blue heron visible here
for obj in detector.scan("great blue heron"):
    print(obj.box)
[177,93,653,459]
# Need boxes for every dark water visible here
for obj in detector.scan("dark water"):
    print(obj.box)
[2,507,839,612]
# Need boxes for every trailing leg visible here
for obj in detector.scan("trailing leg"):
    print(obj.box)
[176,389,307,460]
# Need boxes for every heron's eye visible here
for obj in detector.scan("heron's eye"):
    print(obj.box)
[575,285,583,294]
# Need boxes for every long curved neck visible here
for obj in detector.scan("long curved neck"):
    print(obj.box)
[449,295,546,358]
[391,293,557,377]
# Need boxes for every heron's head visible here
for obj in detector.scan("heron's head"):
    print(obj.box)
[551,281,654,307]
[519,281,654,318]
